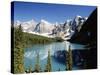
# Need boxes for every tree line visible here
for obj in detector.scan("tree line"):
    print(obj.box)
[12,25,73,74]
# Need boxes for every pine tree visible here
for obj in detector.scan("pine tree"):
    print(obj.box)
[29,65,33,73]
[34,52,40,72]
[14,47,24,73]
[58,68,60,71]
[13,25,24,73]
[44,49,52,72]
[66,45,73,70]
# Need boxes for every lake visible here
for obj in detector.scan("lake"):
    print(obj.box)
[24,41,85,71]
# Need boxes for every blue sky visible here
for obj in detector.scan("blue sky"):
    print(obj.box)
[12,1,96,23]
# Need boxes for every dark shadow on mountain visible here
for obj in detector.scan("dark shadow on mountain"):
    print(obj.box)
[67,8,97,69]
[68,8,97,46]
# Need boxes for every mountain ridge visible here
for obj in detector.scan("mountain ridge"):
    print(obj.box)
[14,15,87,40]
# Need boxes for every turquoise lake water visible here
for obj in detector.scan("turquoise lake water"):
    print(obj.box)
[24,41,85,71]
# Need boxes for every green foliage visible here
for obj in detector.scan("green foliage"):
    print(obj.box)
[25,65,34,73]
[66,45,73,70]
[34,52,40,72]
[23,33,55,45]
[44,49,52,72]
[58,68,60,71]
[13,25,25,73]
[13,24,64,73]
[29,65,33,73]
[54,37,64,42]
[14,25,25,47]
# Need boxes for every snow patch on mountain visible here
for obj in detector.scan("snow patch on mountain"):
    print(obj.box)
[34,19,54,33]
[14,15,87,40]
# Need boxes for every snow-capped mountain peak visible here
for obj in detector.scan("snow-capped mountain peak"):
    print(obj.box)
[34,19,54,33]
[85,17,88,20]
[14,20,21,26]
[71,15,86,31]
[14,19,37,32]
[66,19,72,22]
[14,15,87,40]
[76,15,82,18]
[40,19,51,25]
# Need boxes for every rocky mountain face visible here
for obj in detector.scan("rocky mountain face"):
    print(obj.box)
[51,15,87,40]
[69,8,97,45]
[71,15,87,32]
[14,15,87,40]
[34,19,54,33]
[14,19,37,32]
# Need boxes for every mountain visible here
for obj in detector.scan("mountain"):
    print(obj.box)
[22,19,37,32]
[71,15,87,32]
[68,8,97,69]
[69,8,97,45]
[14,20,21,27]
[14,19,37,32]
[14,15,87,40]
[34,19,54,33]
[51,15,87,40]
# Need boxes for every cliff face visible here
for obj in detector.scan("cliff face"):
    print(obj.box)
[69,8,97,46]
[68,8,97,69]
